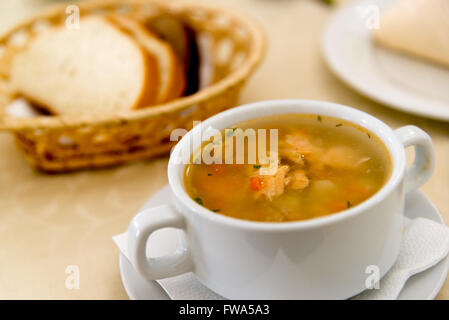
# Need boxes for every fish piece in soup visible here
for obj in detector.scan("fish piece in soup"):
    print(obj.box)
[286,169,309,190]
[283,131,321,157]
[320,145,363,170]
[279,144,305,166]
[250,165,290,200]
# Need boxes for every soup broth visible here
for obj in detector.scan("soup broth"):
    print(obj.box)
[184,114,391,222]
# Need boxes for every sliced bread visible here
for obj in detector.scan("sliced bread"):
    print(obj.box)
[144,14,200,95]
[373,0,449,68]
[109,15,186,104]
[10,16,159,116]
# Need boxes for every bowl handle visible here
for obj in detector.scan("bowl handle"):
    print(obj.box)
[127,205,193,280]
[394,125,435,194]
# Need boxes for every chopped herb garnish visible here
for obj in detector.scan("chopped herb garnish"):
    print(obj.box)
[367,133,371,139]
[207,173,212,176]
[317,115,322,122]
[194,197,203,205]
[212,209,220,212]
[253,165,261,169]
[336,123,343,127]
[347,201,352,208]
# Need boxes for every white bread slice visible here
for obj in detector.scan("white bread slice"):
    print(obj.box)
[10,16,159,116]
[109,15,185,104]
[373,0,449,68]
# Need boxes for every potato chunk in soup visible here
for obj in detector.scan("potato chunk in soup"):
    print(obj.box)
[184,114,391,222]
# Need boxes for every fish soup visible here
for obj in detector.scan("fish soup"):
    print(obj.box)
[184,114,391,222]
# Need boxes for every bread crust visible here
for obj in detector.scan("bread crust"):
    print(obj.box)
[109,15,186,106]
[143,14,200,95]
[104,16,160,109]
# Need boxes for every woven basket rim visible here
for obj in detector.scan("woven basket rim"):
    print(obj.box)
[0,0,266,131]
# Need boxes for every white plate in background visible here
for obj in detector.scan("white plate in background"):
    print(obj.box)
[322,0,449,121]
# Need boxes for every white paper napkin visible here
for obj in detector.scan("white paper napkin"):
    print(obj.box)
[114,232,224,300]
[113,217,449,300]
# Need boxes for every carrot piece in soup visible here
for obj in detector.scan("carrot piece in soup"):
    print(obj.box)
[250,177,262,191]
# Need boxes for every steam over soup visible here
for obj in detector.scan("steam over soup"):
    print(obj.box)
[184,114,391,222]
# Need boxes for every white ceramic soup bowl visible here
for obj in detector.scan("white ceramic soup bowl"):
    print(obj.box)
[127,99,434,299]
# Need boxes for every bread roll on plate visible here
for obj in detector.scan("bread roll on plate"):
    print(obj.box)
[373,0,449,68]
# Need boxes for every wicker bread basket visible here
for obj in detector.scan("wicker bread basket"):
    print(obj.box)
[0,0,265,172]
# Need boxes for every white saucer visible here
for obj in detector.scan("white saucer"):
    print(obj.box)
[119,186,449,300]
[322,0,449,121]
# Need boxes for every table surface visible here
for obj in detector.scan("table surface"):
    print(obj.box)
[0,0,448,299]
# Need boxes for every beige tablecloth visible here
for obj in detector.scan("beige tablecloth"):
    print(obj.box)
[0,0,448,299]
